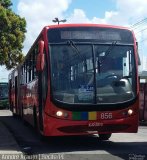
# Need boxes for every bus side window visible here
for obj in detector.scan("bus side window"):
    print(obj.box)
[24,62,27,84]
[32,49,35,80]
[21,66,24,85]
[29,53,34,82]
[26,59,29,83]
[22,65,25,84]
[32,46,38,80]
[29,54,32,82]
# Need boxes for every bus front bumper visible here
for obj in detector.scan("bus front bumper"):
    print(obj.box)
[43,113,138,136]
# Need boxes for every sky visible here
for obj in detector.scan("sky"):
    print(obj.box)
[1,0,147,81]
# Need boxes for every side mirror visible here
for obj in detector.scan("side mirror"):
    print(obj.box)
[36,40,45,72]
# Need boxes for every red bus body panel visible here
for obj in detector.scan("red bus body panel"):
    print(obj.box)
[43,98,139,136]
[44,114,139,136]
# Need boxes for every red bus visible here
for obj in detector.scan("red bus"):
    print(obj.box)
[9,24,140,140]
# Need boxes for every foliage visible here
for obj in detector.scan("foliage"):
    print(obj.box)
[0,0,26,69]
[0,0,12,8]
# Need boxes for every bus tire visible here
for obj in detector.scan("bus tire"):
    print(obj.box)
[98,133,112,140]
[39,133,47,141]
[33,106,38,130]
[12,112,17,118]
[12,107,17,118]
[21,108,28,126]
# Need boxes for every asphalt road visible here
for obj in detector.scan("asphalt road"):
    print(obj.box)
[0,110,147,160]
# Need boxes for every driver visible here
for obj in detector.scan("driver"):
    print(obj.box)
[87,58,119,86]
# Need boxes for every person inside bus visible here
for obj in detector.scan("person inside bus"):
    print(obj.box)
[88,57,120,86]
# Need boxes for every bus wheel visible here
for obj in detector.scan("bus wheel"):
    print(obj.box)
[12,112,17,118]
[33,106,38,131]
[98,133,112,140]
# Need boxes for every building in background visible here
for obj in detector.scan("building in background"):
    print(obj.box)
[139,54,147,72]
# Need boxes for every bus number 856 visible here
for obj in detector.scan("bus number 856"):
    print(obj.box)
[101,113,113,119]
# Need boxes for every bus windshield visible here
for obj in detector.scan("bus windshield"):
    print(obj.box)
[0,83,8,99]
[50,43,136,104]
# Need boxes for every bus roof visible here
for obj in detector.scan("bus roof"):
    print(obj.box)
[43,23,132,32]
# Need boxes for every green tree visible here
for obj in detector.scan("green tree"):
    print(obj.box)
[0,0,26,69]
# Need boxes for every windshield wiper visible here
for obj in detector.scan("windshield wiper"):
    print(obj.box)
[99,41,117,64]
[67,40,80,54]
[96,41,117,74]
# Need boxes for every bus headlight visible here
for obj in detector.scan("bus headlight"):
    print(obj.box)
[56,111,63,117]
[128,109,133,115]
[56,111,69,118]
